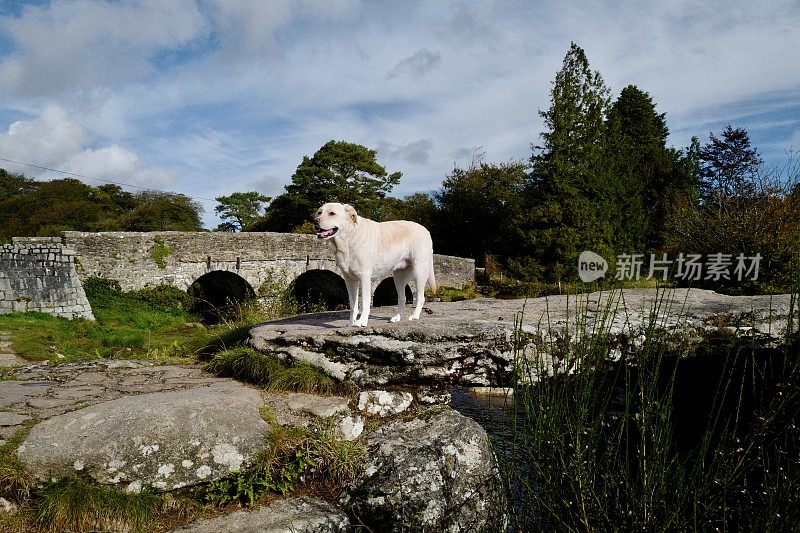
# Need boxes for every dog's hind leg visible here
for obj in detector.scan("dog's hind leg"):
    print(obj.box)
[390,268,413,323]
[409,262,429,320]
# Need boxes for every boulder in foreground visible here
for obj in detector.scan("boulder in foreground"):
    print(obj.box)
[17,381,268,492]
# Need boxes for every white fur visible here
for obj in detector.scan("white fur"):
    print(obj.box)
[315,202,437,327]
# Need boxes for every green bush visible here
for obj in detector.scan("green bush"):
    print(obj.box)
[82,276,122,301]
[132,284,195,311]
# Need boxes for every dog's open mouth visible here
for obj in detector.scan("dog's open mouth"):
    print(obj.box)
[316,226,338,239]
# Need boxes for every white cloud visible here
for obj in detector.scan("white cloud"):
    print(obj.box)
[0,0,208,96]
[0,105,177,188]
[376,139,434,166]
[0,105,88,166]
[66,145,178,188]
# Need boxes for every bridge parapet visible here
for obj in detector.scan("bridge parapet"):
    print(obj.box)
[61,231,475,294]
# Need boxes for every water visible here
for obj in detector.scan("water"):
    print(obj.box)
[450,387,528,531]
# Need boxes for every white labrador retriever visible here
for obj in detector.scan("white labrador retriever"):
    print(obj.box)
[314,202,436,327]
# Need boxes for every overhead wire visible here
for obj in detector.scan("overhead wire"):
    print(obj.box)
[0,156,218,202]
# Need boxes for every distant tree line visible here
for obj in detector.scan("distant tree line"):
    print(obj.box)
[0,172,202,241]
[3,43,797,293]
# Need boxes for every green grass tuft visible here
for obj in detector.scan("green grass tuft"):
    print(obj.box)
[266,363,337,395]
[205,347,286,387]
[207,347,339,394]
[36,477,162,533]
[206,421,366,507]
[504,287,800,531]
[0,422,36,504]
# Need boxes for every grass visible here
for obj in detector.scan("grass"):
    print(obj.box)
[35,478,165,533]
[0,278,299,364]
[0,279,207,363]
[206,421,366,507]
[503,287,800,531]
[438,281,480,302]
[0,422,36,504]
[207,346,340,395]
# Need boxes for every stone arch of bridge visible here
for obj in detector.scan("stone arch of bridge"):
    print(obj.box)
[188,270,256,320]
[373,277,414,307]
[290,269,349,310]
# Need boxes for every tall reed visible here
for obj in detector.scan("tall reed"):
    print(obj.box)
[504,288,800,531]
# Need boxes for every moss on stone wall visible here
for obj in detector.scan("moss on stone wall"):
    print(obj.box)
[150,236,172,269]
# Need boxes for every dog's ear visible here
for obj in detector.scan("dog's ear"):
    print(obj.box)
[344,204,358,224]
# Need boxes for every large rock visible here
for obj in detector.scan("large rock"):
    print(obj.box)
[174,496,350,533]
[3,360,226,421]
[16,381,268,492]
[343,409,507,532]
[248,289,797,388]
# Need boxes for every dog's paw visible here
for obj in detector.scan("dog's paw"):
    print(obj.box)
[408,315,419,321]
[355,317,369,327]
[390,314,401,323]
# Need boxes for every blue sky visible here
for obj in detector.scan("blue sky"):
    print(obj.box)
[0,0,798,228]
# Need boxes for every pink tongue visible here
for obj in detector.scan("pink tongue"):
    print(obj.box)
[317,228,334,238]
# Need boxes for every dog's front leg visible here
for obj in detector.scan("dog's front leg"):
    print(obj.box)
[345,277,360,326]
[354,274,372,327]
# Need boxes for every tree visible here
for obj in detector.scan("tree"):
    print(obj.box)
[0,172,205,240]
[435,159,527,264]
[0,168,37,201]
[214,191,271,232]
[699,125,763,206]
[256,140,401,232]
[119,191,203,231]
[0,178,102,240]
[525,42,613,280]
[397,192,437,230]
[605,85,698,251]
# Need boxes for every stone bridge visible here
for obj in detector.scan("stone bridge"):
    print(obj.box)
[0,231,475,318]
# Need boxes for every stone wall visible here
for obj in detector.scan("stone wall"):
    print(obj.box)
[0,237,94,320]
[432,253,476,289]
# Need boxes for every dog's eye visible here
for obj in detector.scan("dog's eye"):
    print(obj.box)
[329,211,335,216]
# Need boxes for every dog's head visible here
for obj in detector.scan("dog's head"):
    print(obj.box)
[314,202,358,240]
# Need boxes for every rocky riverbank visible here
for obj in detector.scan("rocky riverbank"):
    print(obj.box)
[1,358,506,531]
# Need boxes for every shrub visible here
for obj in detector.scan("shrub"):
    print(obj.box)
[665,167,800,294]
[206,421,366,507]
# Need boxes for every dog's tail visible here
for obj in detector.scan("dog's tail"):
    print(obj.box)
[427,263,437,294]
